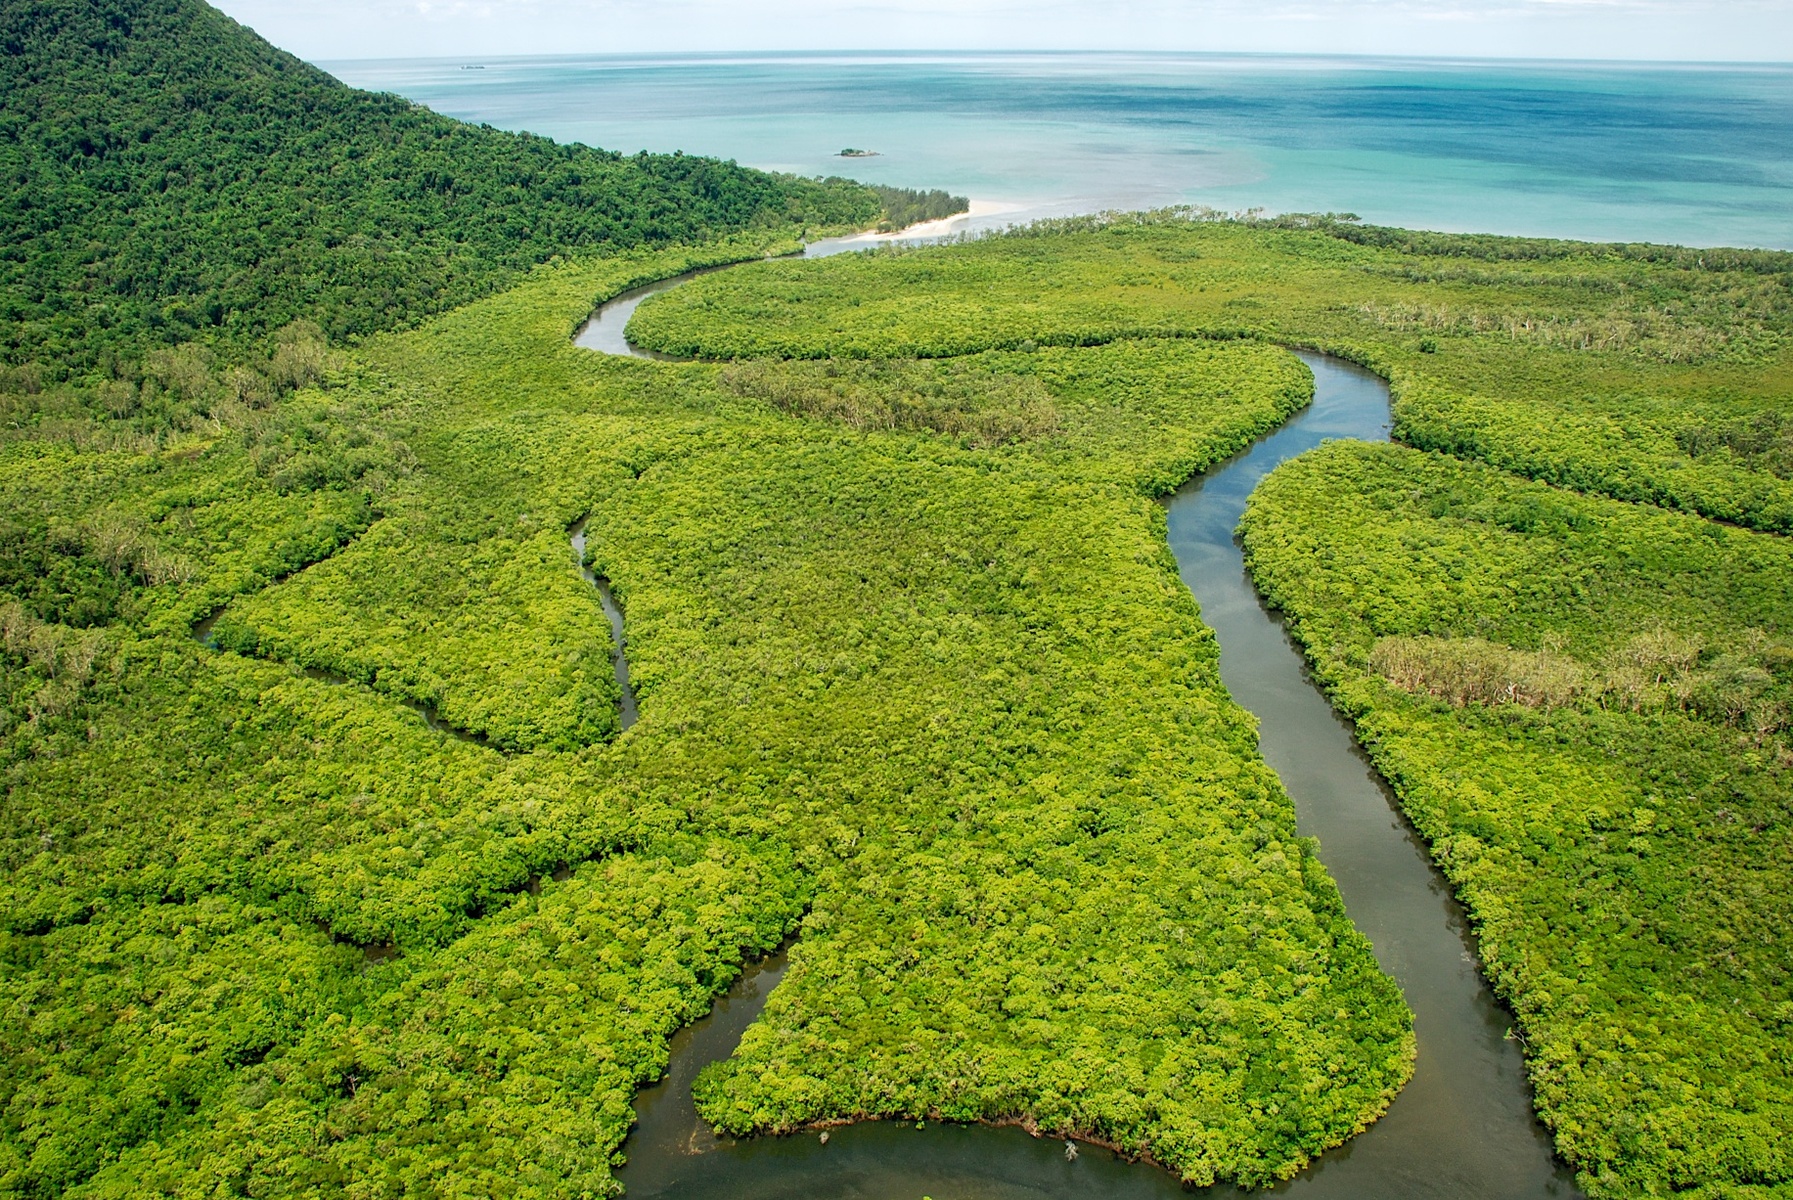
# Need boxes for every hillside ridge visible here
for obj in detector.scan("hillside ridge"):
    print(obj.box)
[0,0,879,377]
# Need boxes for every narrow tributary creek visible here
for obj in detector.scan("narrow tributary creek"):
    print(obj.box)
[581,251,1580,1198]
[571,516,639,731]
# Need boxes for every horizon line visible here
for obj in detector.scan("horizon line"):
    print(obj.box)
[314,46,1793,68]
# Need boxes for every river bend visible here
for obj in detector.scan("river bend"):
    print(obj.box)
[582,267,1576,1199]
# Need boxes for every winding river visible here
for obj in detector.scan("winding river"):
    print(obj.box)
[583,252,1576,1198]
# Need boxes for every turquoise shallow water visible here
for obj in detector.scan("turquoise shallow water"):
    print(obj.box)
[325,51,1793,249]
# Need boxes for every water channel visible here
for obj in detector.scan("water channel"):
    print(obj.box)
[581,255,1578,1198]
[570,517,639,732]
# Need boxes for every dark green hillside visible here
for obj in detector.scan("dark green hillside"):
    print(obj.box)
[0,0,879,375]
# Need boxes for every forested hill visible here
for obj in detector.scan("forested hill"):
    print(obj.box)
[0,0,880,376]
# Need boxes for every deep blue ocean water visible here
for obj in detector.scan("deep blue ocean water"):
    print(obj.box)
[326,52,1793,249]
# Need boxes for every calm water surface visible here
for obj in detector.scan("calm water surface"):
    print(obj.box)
[1161,356,1573,1199]
[328,52,1793,248]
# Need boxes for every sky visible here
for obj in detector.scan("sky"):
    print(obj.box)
[212,0,1793,63]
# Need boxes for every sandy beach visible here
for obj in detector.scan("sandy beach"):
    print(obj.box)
[805,198,1025,256]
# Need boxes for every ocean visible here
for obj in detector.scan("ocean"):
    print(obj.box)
[325,52,1793,250]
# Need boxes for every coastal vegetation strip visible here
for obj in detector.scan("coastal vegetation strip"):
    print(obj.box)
[627,212,1793,532]
[867,185,971,233]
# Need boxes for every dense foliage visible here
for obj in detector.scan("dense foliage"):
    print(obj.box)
[718,354,1062,445]
[1241,445,1793,1198]
[0,0,882,380]
[1,242,1412,1195]
[628,215,1793,1196]
[866,185,970,232]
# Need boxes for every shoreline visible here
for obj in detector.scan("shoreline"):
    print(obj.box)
[812,198,1024,253]
[764,1095,1399,1186]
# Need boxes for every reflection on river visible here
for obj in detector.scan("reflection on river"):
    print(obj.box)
[577,264,1576,1198]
